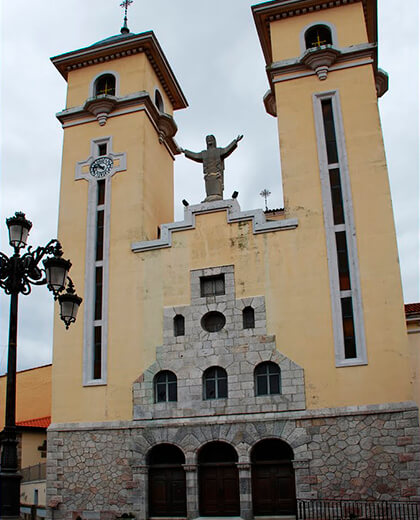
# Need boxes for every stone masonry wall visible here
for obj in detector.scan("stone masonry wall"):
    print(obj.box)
[46,403,420,520]
[133,265,306,420]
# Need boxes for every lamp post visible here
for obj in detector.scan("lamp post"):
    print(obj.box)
[0,212,82,519]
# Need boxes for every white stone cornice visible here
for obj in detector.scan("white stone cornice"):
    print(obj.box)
[131,199,298,253]
[269,43,377,87]
[56,91,180,158]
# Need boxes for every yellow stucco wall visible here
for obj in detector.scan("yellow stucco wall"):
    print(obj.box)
[65,52,173,114]
[270,3,368,62]
[51,3,413,424]
[52,49,175,422]
[52,203,413,423]
[21,431,46,468]
[0,365,51,429]
[21,481,46,507]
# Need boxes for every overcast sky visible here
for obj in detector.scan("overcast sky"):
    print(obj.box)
[0,0,418,375]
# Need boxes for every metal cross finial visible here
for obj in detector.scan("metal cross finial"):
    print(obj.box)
[260,189,271,212]
[312,32,327,48]
[120,0,133,34]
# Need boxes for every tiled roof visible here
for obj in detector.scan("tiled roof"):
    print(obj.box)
[405,303,420,316]
[16,416,51,428]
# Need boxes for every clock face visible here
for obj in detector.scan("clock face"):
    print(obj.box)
[89,156,113,178]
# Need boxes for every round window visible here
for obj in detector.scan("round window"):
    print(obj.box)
[201,311,226,332]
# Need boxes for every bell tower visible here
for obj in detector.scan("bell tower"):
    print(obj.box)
[50,23,187,420]
[252,0,408,372]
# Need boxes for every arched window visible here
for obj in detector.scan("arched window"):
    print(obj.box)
[155,371,177,403]
[305,25,333,49]
[243,306,255,329]
[155,89,164,112]
[255,362,281,396]
[174,314,185,336]
[94,74,116,96]
[203,366,227,400]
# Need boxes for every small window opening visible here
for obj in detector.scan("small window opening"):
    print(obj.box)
[200,274,225,297]
[95,74,116,96]
[174,315,185,337]
[98,143,107,156]
[305,25,333,49]
[155,89,164,112]
[243,306,255,329]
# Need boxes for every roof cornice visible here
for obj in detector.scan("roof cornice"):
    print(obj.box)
[51,31,188,111]
[252,0,377,66]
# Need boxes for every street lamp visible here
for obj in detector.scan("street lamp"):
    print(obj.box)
[0,212,82,519]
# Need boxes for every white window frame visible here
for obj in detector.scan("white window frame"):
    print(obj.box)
[313,90,367,367]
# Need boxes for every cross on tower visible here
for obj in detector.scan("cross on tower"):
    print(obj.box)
[120,0,134,34]
[312,31,327,48]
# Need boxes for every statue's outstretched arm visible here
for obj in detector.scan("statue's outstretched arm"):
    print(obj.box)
[181,149,204,163]
[221,134,244,159]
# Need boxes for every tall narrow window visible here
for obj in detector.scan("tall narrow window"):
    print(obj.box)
[174,314,185,337]
[98,143,107,156]
[92,179,106,380]
[314,92,366,366]
[155,89,164,112]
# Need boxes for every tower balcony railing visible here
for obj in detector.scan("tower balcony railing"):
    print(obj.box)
[297,499,420,520]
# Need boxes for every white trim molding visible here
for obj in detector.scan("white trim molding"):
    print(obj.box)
[313,90,367,367]
[131,199,298,253]
[76,137,127,386]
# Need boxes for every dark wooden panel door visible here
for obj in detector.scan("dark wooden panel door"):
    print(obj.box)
[199,464,240,516]
[252,462,296,515]
[149,466,187,517]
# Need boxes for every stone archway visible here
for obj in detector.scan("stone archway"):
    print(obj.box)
[147,444,187,517]
[251,439,296,516]
[198,441,240,517]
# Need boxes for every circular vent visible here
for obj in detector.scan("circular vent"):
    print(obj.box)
[201,311,226,332]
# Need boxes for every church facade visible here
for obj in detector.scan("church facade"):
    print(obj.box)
[46,1,419,519]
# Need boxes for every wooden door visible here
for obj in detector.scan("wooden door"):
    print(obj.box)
[199,464,240,516]
[149,466,187,517]
[252,461,296,515]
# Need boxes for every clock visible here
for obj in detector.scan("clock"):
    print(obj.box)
[89,156,113,178]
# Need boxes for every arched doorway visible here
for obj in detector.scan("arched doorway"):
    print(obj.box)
[198,442,240,516]
[251,439,296,516]
[148,444,187,517]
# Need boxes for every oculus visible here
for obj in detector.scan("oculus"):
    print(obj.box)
[201,311,226,332]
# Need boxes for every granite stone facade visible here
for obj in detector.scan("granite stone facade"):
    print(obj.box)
[46,404,420,520]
